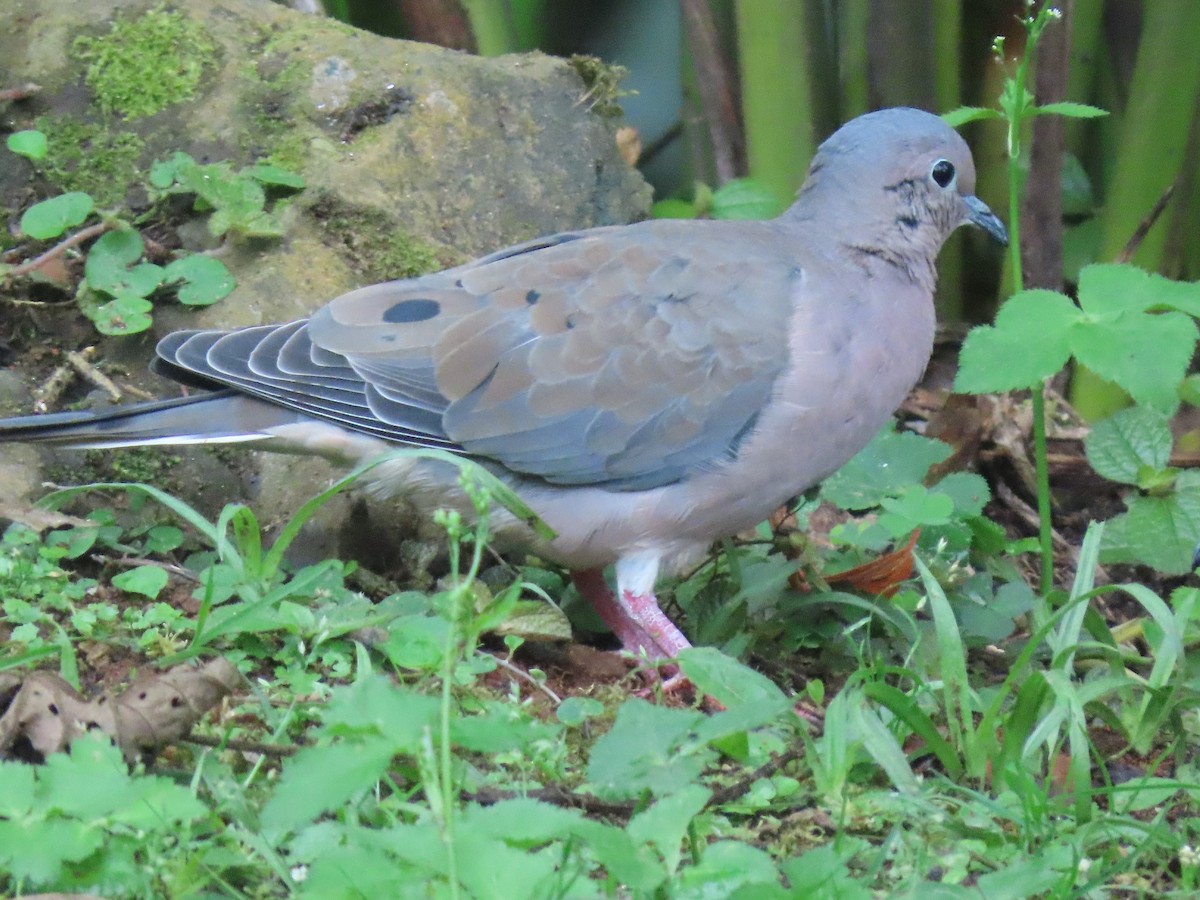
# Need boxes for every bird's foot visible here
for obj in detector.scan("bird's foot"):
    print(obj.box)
[571,569,690,660]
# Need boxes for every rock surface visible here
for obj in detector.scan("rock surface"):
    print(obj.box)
[0,0,650,573]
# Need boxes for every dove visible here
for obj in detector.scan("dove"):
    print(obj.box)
[0,107,1006,662]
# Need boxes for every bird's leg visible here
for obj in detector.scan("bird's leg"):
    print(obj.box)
[612,551,692,658]
[616,588,693,657]
[571,558,693,660]
[571,568,666,658]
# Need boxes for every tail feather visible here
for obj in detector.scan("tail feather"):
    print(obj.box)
[0,390,305,449]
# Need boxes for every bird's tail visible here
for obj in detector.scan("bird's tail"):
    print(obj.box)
[0,390,303,449]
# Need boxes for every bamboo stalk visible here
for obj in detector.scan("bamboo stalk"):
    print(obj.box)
[837,0,869,121]
[1071,0,1200,420]
[933,0,963,322]
[1096,0,1200,270]
[734,0,818,210]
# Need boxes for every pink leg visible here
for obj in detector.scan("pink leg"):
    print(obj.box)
[571,569,692,659]
[620,588,692,657]
[572,569,661,656]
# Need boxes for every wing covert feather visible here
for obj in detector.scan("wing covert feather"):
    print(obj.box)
[161,219,800,489]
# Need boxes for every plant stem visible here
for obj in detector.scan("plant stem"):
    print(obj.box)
[1006,8,1055,595]
[438,525,462,897]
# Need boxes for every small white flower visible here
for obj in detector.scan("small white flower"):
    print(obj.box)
[291,864,309,883]
[1180,844,1199,867]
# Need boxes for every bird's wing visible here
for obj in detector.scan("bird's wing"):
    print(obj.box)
[159,220,799,490]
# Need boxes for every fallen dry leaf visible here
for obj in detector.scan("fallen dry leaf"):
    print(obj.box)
[0,658,240,763]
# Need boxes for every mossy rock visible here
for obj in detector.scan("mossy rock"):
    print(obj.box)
[0,0,650,567]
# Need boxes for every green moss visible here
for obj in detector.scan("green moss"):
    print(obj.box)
[569,55,631,118]
[309,194,456,282]
[35,117,144,206]
[46,447,180,490]
[72,6,217,120]
[237,55,311,170]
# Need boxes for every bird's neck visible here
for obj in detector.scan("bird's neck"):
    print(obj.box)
[779,192,941,294]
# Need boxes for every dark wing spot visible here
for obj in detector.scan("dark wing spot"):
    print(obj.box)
[383,298,441,323]
[526,289,540,305]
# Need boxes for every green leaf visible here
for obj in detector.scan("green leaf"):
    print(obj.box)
[651,198,698,220]
[1069,309,1196,414]
[84,229,164,298]
[975,854,1072,899]
[1102,471,1200,574]
[19,192,94,240]
[627,785,710,876]
[932,472,991,517]
[7,129,48,160]
[1085,406,1173,484]
[450,704,559,753]
[262,737,397,835]
[678,646,789,712]
[954,579,1036,643]
[710,178,779,220]
[0,818,101,885]
[680,647,792,742]
[148,151,197,189]
[955,289,1078,392]
[243,163,306,189]
[1078,263,1191,316]
[90,293,155,335]
[878,484,954,534]
[111,564,169,599]
[0,763,36,817]
[821,427,950,509]
[556,696,603,726]
[781,842,871,899]
[162,255,236,305]
[144,524,184,553]
[199,176,266,223]
[587,699,708,799]
[673,841,781,896]
[1034,101,1109,119]
[321,675,440,750]
[941,106,1002,126]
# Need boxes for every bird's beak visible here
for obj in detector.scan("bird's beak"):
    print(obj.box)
[964,195,1008,245]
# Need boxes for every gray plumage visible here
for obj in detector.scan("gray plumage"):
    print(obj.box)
[0,107,1007,659]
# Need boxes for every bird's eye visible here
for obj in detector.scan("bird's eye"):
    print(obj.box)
[931,159,956,188]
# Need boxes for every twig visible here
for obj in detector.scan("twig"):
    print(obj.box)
[465,785,635,819]
[488,652,562,705]
[0,82,40,103]
[7,220,115,279]
[706,745,804,809]
[639,120,684,168]
[32,359,76,413]
[1,296,77,308]
[680,0,745,183]
[1116,182,1177,264]
[995,480,1109,586]
[122,384,159,402]
[184,733,299,757]
[995,480,1072,554]
[67,347,122,403]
